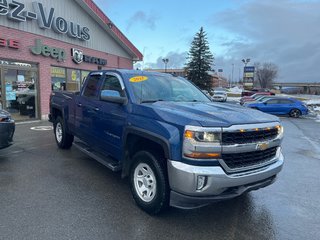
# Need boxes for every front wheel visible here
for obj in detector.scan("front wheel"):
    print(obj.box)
[129,151,169,214]
[54,116,74,149]
[289,108,301,118]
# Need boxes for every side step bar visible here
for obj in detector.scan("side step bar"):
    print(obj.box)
[73,141,122,172]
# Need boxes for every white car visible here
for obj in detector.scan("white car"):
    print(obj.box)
[212,90,227,102]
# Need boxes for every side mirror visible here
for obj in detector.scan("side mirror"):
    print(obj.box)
[100,90,127,104]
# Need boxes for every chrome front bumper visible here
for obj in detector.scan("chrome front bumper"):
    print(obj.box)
[167,149,284,209]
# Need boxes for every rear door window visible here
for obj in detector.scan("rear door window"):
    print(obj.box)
[82,73,103,99]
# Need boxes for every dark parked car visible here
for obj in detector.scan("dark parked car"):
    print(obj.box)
[0,109,15,149]
[241,88,275,97]
[245,97,308,118]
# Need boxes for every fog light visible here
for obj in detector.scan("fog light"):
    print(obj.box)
[197,176,207,190]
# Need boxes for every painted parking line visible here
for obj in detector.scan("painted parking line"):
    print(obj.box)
[30,126,53,131]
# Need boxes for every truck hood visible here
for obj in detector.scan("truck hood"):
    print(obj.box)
[138,101,279,127]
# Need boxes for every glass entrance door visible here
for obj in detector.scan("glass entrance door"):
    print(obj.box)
[1,67,38,121]
[0,69,3,110]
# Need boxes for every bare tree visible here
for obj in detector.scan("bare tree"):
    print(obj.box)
[254,62,278,88]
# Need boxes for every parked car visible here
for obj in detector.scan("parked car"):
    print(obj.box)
[243,95,276,105]
[16,84,36,117]
[0,109,15,149]
[241,88,275,97]
[240,92,275,105]
[245,97,308,118]
[212,90,227,102]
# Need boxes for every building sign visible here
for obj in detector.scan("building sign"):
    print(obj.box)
[51,67,66,78]
[30,39,66,62]
[0,1,90,41]
[244,66,255,73]
[243,66,255,85]
[71,48,107,66]
[244,72,254,78]
[0,37,19,49]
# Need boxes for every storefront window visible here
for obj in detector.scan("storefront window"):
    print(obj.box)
[81,70,90,86]
[0,64,38,121]
[51,67,66,91]
[66,69,81,91]
[51,67,91,92]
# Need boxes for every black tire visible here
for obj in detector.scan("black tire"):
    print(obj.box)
[53,116,74,149]
[289,108,301,118]
[129,151,169,214]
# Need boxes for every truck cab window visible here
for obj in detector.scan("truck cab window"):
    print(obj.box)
[102,75,125,97]
[83,75,102,98]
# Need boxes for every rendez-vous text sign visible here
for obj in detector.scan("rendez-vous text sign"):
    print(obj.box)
[0,0,90,41]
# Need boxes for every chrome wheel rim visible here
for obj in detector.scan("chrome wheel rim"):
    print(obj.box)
[291,109,300,118]
[134,163,157,202]
[56,122,63,143]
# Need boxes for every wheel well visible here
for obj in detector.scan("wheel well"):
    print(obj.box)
[51,108,62,122]
[122,134,167,178]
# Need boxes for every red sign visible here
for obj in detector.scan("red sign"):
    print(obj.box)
[0,38,20,49]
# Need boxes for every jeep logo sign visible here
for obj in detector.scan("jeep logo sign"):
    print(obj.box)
[0,1,90,41]
[30,39,66,62]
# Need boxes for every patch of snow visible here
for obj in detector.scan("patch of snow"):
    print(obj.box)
[304,99,320,105]
[228,86,243,94]
[227,97,241,102]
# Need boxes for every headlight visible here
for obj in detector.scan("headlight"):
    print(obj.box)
[185,130,221,142]
[183,126,222,159]
[276,125,284,138]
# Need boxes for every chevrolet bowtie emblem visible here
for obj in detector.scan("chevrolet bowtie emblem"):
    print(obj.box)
[257,143,269,151]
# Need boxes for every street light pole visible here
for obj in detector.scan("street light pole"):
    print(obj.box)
[231,64,234,87]
[162,58,169,73]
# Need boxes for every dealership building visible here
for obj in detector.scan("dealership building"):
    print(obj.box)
[0,0,142,121]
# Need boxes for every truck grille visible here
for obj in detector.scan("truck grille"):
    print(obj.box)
[221,147,278,169]
[222,128,278,145]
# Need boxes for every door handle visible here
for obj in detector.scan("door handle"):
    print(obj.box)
[93,107,100,111]
[77,103,82,107]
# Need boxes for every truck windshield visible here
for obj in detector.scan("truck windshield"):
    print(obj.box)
[128,74,210,103]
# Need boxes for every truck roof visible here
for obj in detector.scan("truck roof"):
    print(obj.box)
[89,69,172,77]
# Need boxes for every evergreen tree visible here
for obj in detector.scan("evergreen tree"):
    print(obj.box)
[186,27,214,91]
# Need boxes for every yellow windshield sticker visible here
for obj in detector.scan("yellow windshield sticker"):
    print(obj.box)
[129,76,148,83]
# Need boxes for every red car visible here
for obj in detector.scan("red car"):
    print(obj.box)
[241,89,275,97]
[240,92,275,105]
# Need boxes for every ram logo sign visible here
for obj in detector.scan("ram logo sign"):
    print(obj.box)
[71,48,83,64]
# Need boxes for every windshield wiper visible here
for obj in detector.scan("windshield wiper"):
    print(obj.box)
[140,99,164,103]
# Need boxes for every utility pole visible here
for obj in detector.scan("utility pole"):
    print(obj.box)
[231,64,234,87]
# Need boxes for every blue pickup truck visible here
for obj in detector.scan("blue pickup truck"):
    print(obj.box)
[49,70,284,214]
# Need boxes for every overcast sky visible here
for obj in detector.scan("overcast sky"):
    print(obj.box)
[94,0,320,83]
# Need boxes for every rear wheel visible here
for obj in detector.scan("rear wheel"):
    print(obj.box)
[54,116,74,149]
[289,108,301,118]
[129,150,169,214]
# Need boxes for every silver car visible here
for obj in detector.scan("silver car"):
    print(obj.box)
[212,90,227,102]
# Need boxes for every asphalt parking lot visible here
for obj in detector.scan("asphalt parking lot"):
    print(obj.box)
[0,117,319,240]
